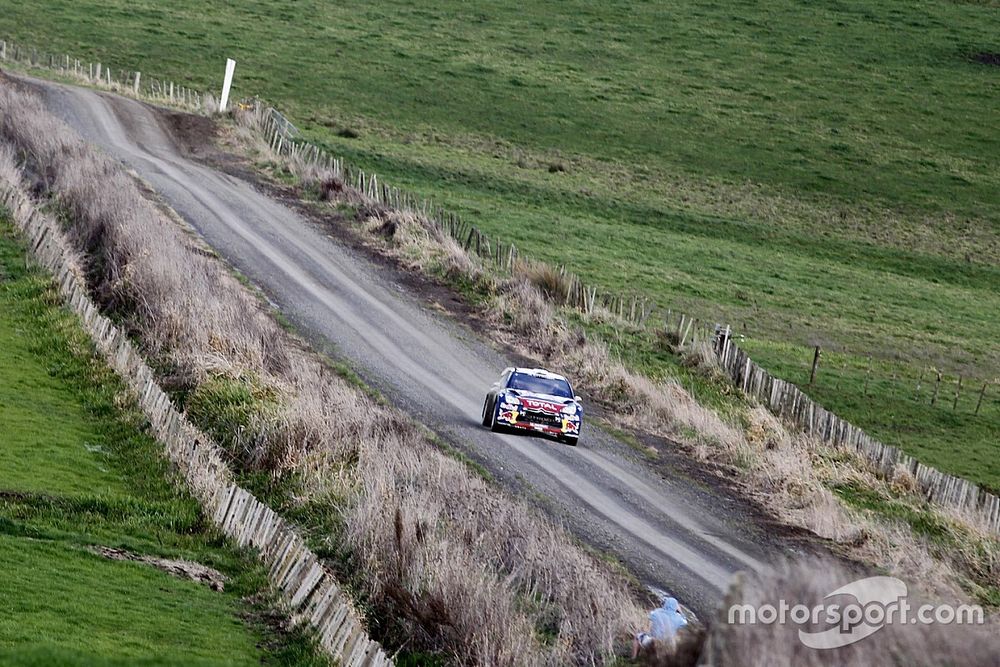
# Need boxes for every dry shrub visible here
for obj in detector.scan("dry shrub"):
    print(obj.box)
[317,174,345,201]
[520,260,571,304]
[703,556,999,667]
[0,86,646,665]
[493,279,561,348]
[360,208,480,282]
[745,406,789,451]
[679,341,729,388]
[655,327,681,352]
[889,464,919,496]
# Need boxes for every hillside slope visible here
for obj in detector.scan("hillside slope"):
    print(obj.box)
[2,0,997,487]
[0,220,324,666]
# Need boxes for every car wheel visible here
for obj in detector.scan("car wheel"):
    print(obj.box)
[562,436,578,447]
[489,399,504,433]
[481,396,493,427]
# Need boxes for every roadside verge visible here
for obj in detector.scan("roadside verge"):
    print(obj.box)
[0,152,391,667]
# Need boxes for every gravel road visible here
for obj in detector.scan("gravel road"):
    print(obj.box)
[32,77,783,616]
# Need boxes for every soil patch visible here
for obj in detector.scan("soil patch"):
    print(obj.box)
[158,110,221,158]
[93,546,227,591]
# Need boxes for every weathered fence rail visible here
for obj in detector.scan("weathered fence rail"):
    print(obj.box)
[0,177,391,666]
[5,34,995,535]
[713,331,1000,534]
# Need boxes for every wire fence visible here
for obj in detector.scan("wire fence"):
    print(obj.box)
[714,328,1000,533]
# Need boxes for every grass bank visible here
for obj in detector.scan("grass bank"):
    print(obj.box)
[0,219,325,666]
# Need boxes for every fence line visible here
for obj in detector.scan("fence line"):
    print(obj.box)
[0,37,217,113]
[713,331,1000,534]
[4,35,995,535]
[0,177,391,666]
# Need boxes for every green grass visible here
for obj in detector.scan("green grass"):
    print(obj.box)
[3,0,997,487]
[0,220,327,666]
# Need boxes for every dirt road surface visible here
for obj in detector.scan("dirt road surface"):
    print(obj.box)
[32,77,788,616]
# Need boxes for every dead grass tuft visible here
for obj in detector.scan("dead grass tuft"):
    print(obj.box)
[520,261,571,304]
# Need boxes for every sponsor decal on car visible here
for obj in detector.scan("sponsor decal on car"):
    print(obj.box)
[519,397,564,413]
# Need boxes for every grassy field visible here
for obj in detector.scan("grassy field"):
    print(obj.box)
[2,0,997,488]
[0,220,325,666]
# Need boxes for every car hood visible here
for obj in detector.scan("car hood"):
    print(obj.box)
[503,390,576,413]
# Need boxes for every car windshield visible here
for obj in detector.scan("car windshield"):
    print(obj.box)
[508,372,573,398]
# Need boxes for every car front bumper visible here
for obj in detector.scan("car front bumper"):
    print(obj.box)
[497,407,580,437]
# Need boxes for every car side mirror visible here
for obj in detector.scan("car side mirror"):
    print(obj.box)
[574,396,581,402]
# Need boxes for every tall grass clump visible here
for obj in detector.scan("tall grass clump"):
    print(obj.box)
[0,86,646,665]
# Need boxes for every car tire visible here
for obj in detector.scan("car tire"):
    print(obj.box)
[481,396,493,427]
[489,398,504,433]
[562,436,578,447]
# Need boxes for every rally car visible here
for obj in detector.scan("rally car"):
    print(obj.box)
[481,367,582,446]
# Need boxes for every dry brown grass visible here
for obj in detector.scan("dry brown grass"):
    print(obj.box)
[520,261,572,304]
[226,108,1000,619]
[0,86,647,666]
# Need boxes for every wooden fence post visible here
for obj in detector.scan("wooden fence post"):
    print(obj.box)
[975,383,988,416]
[680,317,694,348]
[808,346,821,386]
[953,375,963,411]
[133,71,141,94]
[863,355,872,396]
[914,369,925,401]
[931,369,942,406]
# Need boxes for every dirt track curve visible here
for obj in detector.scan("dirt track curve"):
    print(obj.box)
[32,77,785,616]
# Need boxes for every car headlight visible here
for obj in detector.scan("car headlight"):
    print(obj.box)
[561,403,578,416]
[499,394,519,409]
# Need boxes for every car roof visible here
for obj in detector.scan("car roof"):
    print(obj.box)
[507,367,569,382]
